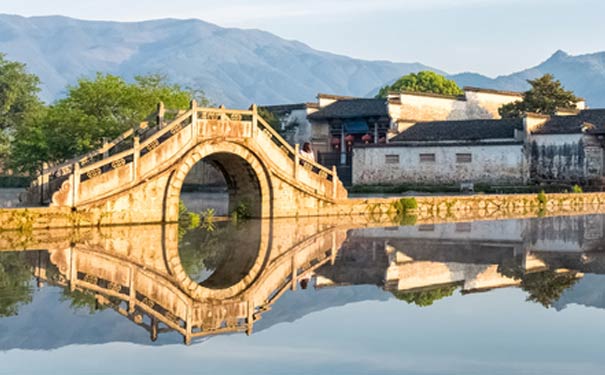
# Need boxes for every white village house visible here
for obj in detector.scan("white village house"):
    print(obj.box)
[352,110,605,186]
[262,87,601,186]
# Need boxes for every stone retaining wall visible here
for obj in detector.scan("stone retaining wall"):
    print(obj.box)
[2,192,605,231]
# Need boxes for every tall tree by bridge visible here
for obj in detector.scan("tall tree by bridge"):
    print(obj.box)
[10,73,210,174]
[0,53,43,164]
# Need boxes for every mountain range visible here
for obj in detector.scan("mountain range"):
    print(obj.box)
[1,14,605,108]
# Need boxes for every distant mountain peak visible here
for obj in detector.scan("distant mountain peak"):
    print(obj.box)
[549,49,570,60]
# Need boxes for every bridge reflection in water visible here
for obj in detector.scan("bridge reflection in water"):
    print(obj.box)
[2,214,605,344]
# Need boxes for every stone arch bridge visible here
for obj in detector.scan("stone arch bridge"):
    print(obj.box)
[24,102,348,223]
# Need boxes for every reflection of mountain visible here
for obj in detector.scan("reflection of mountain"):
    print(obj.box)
[1,214,605,349]
[0,285,181,349]
[255,284,389,333]
[0,280,387,350]
[553,275,605,311]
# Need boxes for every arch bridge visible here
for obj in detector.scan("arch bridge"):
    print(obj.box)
[24,102,348,223]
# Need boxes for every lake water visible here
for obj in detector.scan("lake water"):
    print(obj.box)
[1,202,605,373]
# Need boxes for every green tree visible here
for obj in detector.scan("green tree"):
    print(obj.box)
[258,107,281,131]
[10,73,207,174]
[499,74,579,118]
[376,71,463,99]
[0,53,43,162]
[0,252,34,317]
[391,284,459,307]
[498,260,579,308]
[520,270,579,308]
[61,288,105,314]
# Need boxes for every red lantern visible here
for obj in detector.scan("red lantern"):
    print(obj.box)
[378,137,386,144]
[344,134,354,144]
[361,133,373,144]
[331,137,341,145]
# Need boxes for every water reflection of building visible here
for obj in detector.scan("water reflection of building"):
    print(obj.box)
[3,214,605,345]
[315,215,605,296]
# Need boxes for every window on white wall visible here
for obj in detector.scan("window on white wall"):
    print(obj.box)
[456,153,472,163]
[419,153,436,162]
[385,154,400,164]
[455,222,472,232]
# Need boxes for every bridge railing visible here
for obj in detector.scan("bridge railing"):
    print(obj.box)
[255,111,337,183]
[29,104,173,203]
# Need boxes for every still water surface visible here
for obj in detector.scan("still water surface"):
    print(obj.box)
[1,211,605,374]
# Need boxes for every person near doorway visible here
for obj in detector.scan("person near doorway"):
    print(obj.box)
[300,142,315,162]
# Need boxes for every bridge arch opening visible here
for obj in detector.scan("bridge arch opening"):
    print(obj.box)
[168,141,272,222]
[179,152,263,218]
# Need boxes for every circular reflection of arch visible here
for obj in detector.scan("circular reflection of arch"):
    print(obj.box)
[164,141,271,299]
[178,220,263,289]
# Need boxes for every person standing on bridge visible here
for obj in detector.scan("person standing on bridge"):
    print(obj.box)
[300,142,315,163]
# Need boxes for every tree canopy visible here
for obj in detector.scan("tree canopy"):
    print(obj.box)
[499,74,580,118]
[376,71,463,99]
[9,73,208,174]
[0,53,43,161]
[0,252,34,317]
[391,284,458,307]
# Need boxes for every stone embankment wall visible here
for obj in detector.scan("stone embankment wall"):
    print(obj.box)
[2,192,605,231]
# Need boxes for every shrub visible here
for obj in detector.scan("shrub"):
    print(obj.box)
[399,214,417,226]
[572,184,583,193]
[392,197,417,215]
[537,190,547,206]
[201,208,216,232]
[231,199,252,222]
[188,212,201,229]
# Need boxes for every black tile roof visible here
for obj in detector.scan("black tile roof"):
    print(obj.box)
[391,118,522,143]
[307,98,388,120]
[532,109,605,135]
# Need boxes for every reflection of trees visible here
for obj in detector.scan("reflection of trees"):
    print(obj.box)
[178,222,238,283]
[520,271,579,308]
[391,284,459,307]
[60,289,107,314]
[0,253,34,317]
[498,259,579,308]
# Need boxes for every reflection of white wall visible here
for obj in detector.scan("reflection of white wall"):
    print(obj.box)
[353,219,524,242]
[355,215,605,253]
[385,261,518,292]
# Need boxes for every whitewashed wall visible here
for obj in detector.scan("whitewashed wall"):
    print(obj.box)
[391,90,522,128]
[352,143,526,185]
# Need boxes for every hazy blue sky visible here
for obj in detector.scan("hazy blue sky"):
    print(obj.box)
[2,0,604,76]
